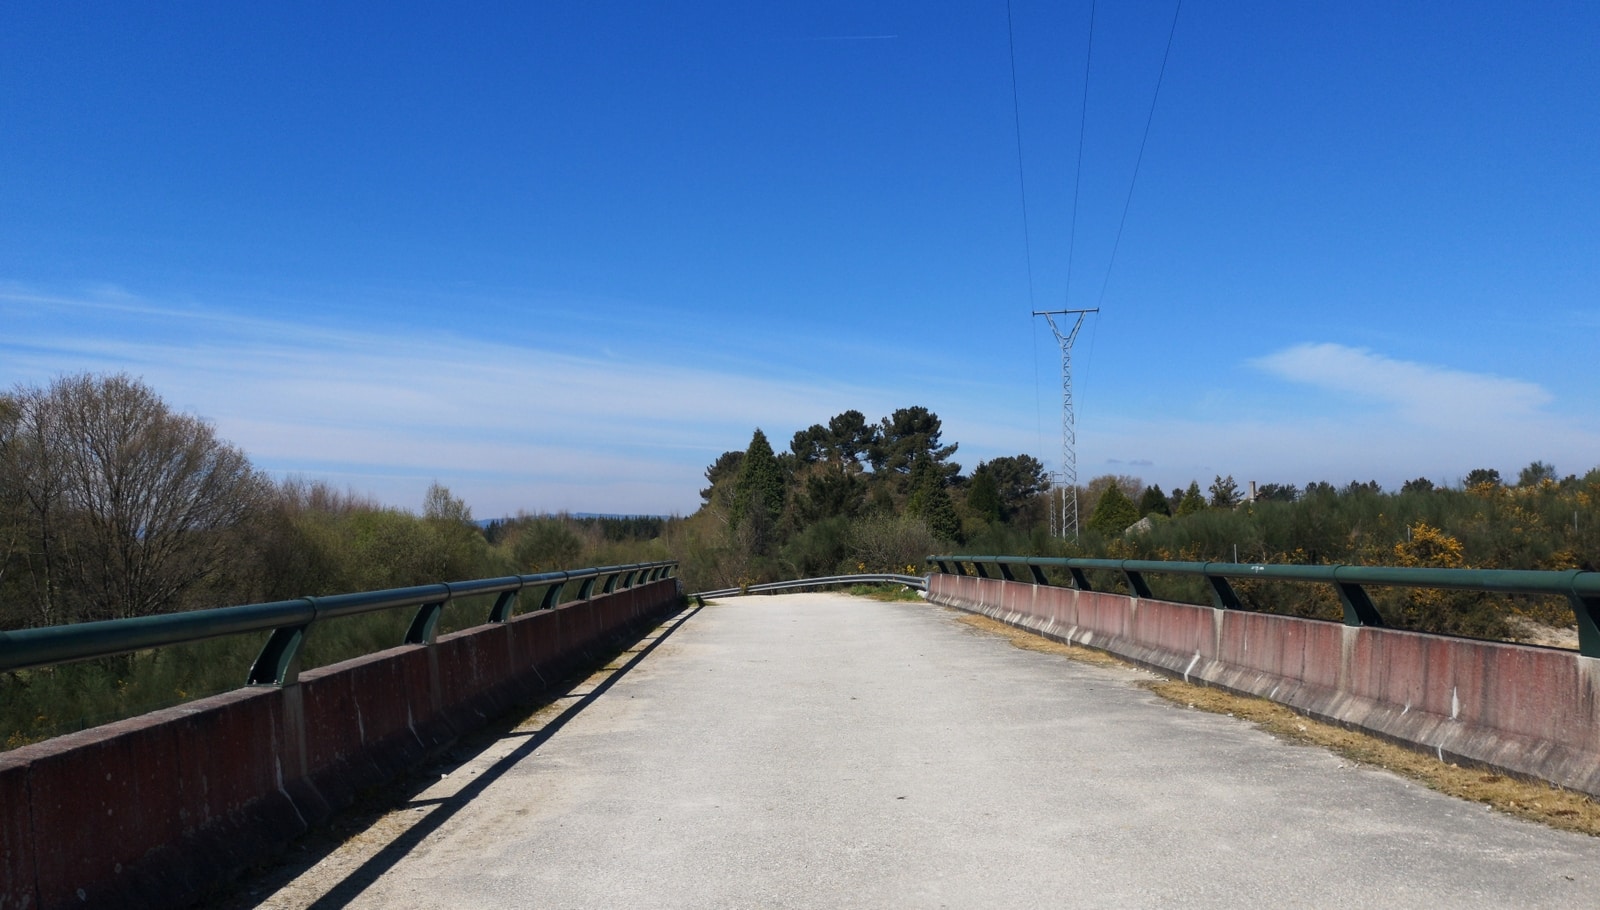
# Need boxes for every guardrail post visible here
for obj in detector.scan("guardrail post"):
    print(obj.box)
[1122,570,1153,599]
[404,600,447,645]
[247,623,309,687]
[602,572,622,594]
[1336,582,1385,627]
[1029,564,1050,586]
[974,562,991,579]
[488,590,519,623]
[1205,575,1242,610]
[1068,567,1092,591]
[998,562,1017,581]
[541,582,566,609]
[577,576,598,599]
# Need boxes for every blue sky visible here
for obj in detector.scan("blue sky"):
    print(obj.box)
[3,2,1597,516]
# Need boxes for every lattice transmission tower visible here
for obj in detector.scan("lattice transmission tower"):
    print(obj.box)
[1033,308,1097,540]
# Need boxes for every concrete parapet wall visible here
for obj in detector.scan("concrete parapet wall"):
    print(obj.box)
[1,579,680,910]
[928,574,1600,797]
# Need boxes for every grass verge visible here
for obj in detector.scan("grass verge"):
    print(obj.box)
[951,610,1600,837]
[847,583,923,602]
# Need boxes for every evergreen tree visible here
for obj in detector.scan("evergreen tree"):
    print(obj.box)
[1137,484,1170,517]
[906,454,961,542]
[966,463,1003,524]
[1209,474,1242,508]
[1087,481,1139,536]
[732,429,784,531]
[1176,481,1207,516]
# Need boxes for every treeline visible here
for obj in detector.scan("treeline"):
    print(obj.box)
[0,374,672,634]
[673,406,1052,590]
[1065,468,1600,640]
[1,373,678,746]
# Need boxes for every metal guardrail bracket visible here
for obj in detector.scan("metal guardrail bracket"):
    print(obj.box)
[1123,570,1153,599]
[1069,567,1092,592]
[405,601,447,645]
[1570,593,1600,658]
[1029,564,1050,586]
[1336,582,1385,627]
[488,590,519,623]
[1206,576,1242,611]
[247,624,308,687]
[541,582,566,610]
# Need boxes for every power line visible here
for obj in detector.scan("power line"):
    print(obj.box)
[1095,0,1183,308]
[1063,0,1098,308]
[1004,0,1036,311]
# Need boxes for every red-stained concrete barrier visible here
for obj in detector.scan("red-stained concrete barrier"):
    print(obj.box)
[927,573,1600,798]
[1,578,680,910]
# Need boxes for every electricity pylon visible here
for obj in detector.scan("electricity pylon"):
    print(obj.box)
[1033,308,1097,541]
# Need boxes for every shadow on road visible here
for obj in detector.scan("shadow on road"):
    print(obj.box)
[216,602,703,910]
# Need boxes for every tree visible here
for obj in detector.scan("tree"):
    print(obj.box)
[1255,483,1298,503]
[1137,484,1171,517]
[825,410,877,468]
[984,455,1048,516]
[2,373,269,624]
[732,429,784,535]
[1464,468,1503,488]
[1087,481,1139,536]
[1518,461,1557,487]
[1176,482,1207,517]
[700,451,743,502]
[1208,475,1241,508]
[906,454,961,542]
[1400,477,1435,494]
[423,482,473,524]
[966,464,1003,524]
[789,424,829,464]
[868,406,959,483]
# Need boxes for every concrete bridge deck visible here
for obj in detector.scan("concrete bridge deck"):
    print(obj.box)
[231,593,1599,909]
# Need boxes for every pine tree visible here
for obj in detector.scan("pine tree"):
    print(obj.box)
[1087,481,1139,536]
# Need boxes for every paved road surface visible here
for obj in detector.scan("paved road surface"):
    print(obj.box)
[242,593,1600,909]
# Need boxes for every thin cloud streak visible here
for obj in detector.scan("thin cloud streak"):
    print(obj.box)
[1251,343,1551,426]
[0,290,895,514]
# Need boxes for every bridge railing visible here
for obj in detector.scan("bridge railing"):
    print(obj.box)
[0,560,678,686]
[695,573,927,599]
[927,555,1600,657]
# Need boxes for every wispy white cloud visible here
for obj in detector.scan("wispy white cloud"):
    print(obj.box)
[0,288,894,514]
[1250,343,1551,426]
[1086,343,1599,489]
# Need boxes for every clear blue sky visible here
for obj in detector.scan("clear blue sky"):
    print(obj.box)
[3,2,1597,515]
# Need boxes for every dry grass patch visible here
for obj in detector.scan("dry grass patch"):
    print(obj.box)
[950,608,1600,837]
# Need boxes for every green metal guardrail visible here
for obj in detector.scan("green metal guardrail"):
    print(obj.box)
[694,573,927,599]
[927,555,1600,658]
[0,561,678,686]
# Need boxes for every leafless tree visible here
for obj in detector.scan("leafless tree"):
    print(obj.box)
[1,374,270,625]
